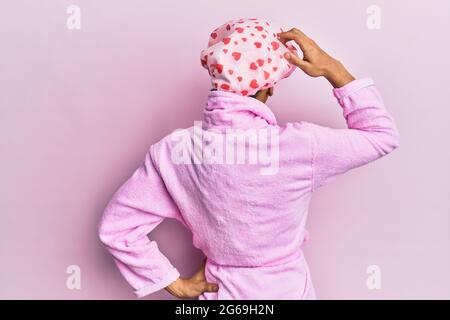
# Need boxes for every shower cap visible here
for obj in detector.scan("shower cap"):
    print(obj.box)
[200,18,297,96]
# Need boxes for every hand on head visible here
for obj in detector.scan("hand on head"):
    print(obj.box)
[277,28,355,88]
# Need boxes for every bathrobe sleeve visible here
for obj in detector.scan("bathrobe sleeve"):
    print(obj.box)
[306,78,400,190]
[98,145,182,298]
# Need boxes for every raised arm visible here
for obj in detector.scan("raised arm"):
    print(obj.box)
[278,28,400,189]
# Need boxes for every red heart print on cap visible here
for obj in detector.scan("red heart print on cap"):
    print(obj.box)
[215,64,224,73]
[232,52,241,61]
[250,79,259,89]
[203,18,298,96]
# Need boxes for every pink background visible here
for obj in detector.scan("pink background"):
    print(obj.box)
[1,0,449,299]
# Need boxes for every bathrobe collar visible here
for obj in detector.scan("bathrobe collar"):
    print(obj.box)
[203,90,277,129]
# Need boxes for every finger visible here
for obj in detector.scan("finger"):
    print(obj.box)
[292,28,309,40]
[284,52,312,71]
[288,47,299,56]
[193,259,209,281]
[277,28,309,50]
[278,28,309,41]
[202,282,219,293]
[192,268,205,281]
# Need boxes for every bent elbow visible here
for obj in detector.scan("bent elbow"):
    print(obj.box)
[380,128,400,155]
[97,218,109,247]
[392,130,400,150]
[97,205,114,247]
[388,128,400,152]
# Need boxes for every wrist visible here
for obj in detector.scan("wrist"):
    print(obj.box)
[324,59,355,88]
[166,277,191,299]
[165,277,183,293]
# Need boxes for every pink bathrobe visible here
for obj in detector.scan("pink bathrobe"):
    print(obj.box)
[98,78,399,299]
